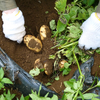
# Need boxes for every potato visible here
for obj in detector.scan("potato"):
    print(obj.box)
[59,60,67,69]
[24,35,42,52]
[39,25,51,40]
[43,60,53,76]
[34,58,44,69]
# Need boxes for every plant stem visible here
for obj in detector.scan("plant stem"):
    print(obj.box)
[82,85,97,94]
[73,77,83,100]
[73,51,82,76]
[60,41,78,49]
[73,52,84,100]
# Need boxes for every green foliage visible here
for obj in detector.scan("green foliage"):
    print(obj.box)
[55,0,67,13]
[2,90,15,100]
[62,54,100,100]
[0,68,13,90]
[59,62,71,76]
[82,0,95,7]
[96,48,100,54]
[49,0,97,76]
[29,85,58,100]
[0,67,29,100]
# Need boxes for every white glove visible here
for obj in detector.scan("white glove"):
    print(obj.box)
[78,12,100,50]
[2,7,26,43]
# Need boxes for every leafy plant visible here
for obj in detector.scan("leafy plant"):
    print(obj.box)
[62,53,100,100]
[29,85,58,100]
[59,62,71,76]
[49,0,100,99]
[0,67,13,90]
[49,0,97,75]
[0,67,29,100]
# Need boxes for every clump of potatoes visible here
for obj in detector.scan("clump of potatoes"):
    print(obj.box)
[34,58,53,76]
[24,25,51,52]
[24,25,53,75]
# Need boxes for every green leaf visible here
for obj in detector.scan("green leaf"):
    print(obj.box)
[63,50,72,58]
[67,25,81,38]
[24,95,30,100]
[64,79,76,88]
[78,90,84,100]
[50,95,58,100]
[87,7,95,16]
[29,91,58,100]
[87,0,95,7]
[1,78,13,84]
[96,49,100,54]
[45,11,49,14]
[20,95,25,100]
[64,93,74,100]
[78,93,99,99]
[29,68,40,77]
[55,0,67,13]
[4,90,15,100]
[0,68,4,80]
[82,0,87,5]
[97,81,100,86]
[57,19,66,33]
[49,20,56,30]
[64,86,75,93]
[68,6,79,21]
[73,81,80,90]
[45,82,52,86]
[55,76,59,81]
[0,95,5,100]
[64,62,71,69]
[0,82,4,89]
[92,98,100,100]
[62,68,71,76]
[77,8,89,20]
[49,55,55,59]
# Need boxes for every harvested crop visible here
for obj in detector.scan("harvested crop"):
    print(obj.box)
[43,60,53,76]
[39,25,51,40]
[34,58,44,69]
[24,35,42,52]
[59,60,67,69]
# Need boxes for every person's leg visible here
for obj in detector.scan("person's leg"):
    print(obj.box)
[0,0,17,11]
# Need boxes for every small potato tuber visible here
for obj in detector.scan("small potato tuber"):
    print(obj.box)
[43,60,53,76]
[34,58,44,69]
[24,35,42,52]
[39,25,51,40]
[59,60,67,69]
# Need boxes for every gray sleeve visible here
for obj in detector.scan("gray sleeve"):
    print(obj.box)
[0,0,17,11]
[96,1,100,13]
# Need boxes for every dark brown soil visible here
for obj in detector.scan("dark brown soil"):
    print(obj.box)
[0,0,100,99]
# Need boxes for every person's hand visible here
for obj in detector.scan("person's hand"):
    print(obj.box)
[78,12,100,50]
[2,7,26,43]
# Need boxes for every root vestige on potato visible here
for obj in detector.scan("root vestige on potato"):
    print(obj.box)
[39,25,51,40]
[24,35,42,52]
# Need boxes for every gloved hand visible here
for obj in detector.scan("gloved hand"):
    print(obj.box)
[2,7,26,43]
[78,12,100,50]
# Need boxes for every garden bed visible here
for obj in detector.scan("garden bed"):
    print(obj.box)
[0,0,100,99]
